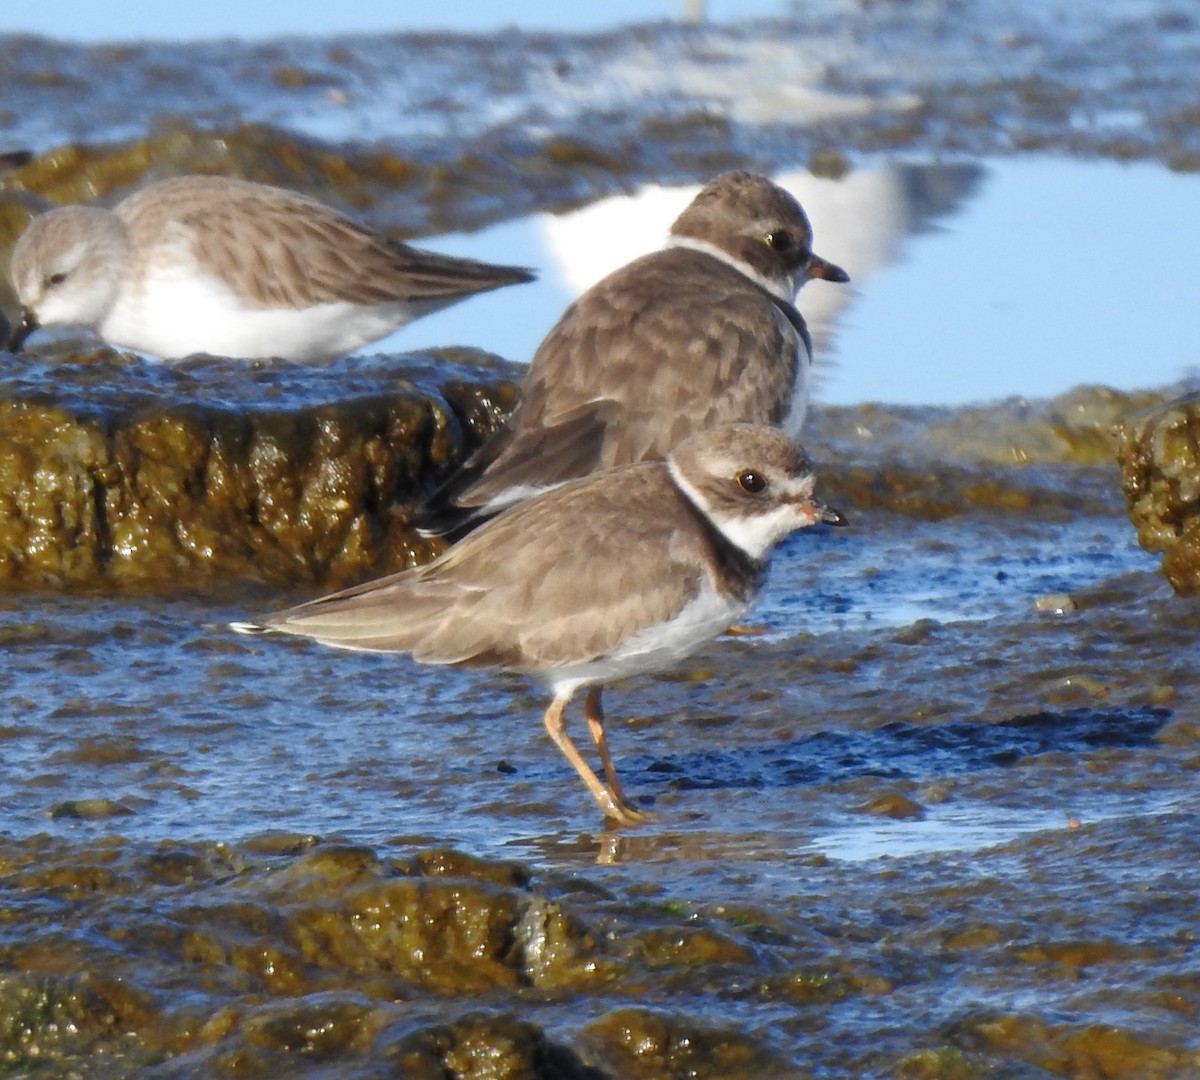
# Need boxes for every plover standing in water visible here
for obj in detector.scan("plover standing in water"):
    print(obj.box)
[417,170,848,536]
[8,175,533,361]
[233,423,846,824]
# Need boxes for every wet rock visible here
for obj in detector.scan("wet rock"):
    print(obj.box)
[260,842,392,896]
[411,847,531,889]
[0,304,1146,593]
[236,991,384,1056]
[582,1007,803,1080]
[957,1013,1194,1079]
[629,926,757,970]
[1033,592,1078,615]
[0,836,788,1075]
[893,1047,977,1079]
[0,351,519,590]
[388,1013,606,1080]
[801,387,1157,523]
[290,874,611,995]
[0,970,156,1069]
[1014,939,1149,968]
[49,797,135,820]
[1116,394,1200,594]
[924,386,1152,467]
[854,790,926,820]
[516,895,620,991]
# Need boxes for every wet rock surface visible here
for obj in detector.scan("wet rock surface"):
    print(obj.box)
[3,789,1200,1079]
[0,539,1197,1077]
[1116,395,1200,595]
[0,349,1167,590]
[0,350,518,588]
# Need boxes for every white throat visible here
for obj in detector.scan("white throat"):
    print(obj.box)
[666,234,797,303]
[668,461,797,562]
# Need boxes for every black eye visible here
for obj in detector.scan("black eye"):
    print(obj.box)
[736,469,767,494]
[765,231,793,252]
[45,271,67,288]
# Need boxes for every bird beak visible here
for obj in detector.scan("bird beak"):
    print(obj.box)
[8,307,37,353]
[815,501,848,527]
[807,254,850,284]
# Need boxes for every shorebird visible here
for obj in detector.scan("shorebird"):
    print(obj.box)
[233,424,845,823]
[416,170,847,537]
[8,174,533,361]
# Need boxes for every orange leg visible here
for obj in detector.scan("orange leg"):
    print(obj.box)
[542,692,644,825]
[583,687,634,809]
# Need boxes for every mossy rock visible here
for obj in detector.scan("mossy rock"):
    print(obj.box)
[1115,393,1200,594]
[0,349,519,591]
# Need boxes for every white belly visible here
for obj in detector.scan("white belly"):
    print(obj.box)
[547,580,752,700]
[103,264,438,362]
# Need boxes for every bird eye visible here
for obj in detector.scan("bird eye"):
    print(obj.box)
[735,469,767,494]
[765,231,792,252]
[45,272,67,288]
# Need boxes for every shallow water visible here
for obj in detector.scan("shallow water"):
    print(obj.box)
[0,501,1165,852]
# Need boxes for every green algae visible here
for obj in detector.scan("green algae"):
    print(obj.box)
[0,123,425,232]
[1116,394,1200,594]
[0,351,518,590]
[0,836,822,1078]
[0,352,1157,591]
[581,1007,803,1080]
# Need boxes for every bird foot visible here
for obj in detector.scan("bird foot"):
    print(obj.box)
[596,790,658,826]
[724,622,768,637]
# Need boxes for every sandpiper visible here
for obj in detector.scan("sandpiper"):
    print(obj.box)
[8,174,533,361]
[233,423,845,824]
[416,171,848,537]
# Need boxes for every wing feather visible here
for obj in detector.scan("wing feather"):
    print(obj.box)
[255,465,714,671]
[418,247,804,531]
[118,176,532,309]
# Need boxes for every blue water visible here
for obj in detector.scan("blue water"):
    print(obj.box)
[8,0,787,42]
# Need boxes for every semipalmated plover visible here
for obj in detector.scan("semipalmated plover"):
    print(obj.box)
[233,423,845,824]
[417,170,848,536]
[7,175,533,361]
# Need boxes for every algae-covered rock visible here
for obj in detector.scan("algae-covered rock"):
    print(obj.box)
[582,1007,805,1080]
[923,385,1154,467]
[387,1013,606,1080]
[0,970,156,1068]
[0,836,780,1077]
[801,385,1158,523]
[0,351,519,590]
[1115,394,1200,593]
[958,1013,1193,1080]
[0,122,424,244]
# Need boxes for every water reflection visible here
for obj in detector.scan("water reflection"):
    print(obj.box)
[396,158,1199,406]
[395,160,981,373]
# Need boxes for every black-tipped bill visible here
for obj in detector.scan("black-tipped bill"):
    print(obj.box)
[808,254,850,284]
[817,502,848,527]
[8,308,37,353]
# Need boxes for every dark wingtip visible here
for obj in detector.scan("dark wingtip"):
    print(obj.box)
[411,501,492,543]
[461,262,536,297]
